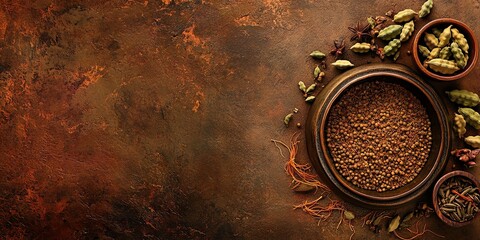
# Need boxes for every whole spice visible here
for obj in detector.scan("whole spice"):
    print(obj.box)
[451,148,480,166]
[350,42,371,53]
[344,210,355,220]
[327,81,432,192]
[446,89,480,107]
[465,136,480,148]
[451,28,469,53]
[424,32,439,50]
[331,60,354,70]
[439,46,451,59]
[425,58,459,74]
[284,113,293,126]
[458,107,480,129]
[453,113,467,138]
[310,50,326,59]
[330,39,346,59]
[437,176,479,222]
[314,65,321,79]
[306,83,316,94]
[388,215,401,232]
[418,45,431,58]
[367,17,376,29]
[451,42,466,69]
[305,96,316,103]
[383,39,401,57]
[377,25,403,41]
[432,27,442,37]
[399,20,415,42]
[437,25,452,48]
[393,50,400,61]
[298,81,307,93]
[393,9,417,23]
[418,0,434,18]
[425,47,441,65]
[348,22,372,42]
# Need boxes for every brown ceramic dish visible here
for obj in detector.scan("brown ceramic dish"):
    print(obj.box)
[412,18,478,81]
[306,63,451,208]
[432,171,480,227]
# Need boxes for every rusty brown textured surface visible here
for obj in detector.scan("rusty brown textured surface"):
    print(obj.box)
[0,0,479,239]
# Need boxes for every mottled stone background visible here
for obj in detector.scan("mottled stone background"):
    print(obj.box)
[0,0,479,239]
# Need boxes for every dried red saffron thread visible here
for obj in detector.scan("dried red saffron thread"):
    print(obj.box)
[271,132,330,193]
[393,222,444,240]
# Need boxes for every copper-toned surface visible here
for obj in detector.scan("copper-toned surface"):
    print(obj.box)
[0,0,480,239]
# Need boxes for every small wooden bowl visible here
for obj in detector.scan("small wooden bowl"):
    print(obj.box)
[412,18,478,81]
[432,171,480,227]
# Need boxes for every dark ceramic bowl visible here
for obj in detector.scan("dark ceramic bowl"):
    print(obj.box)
[432,171,480,227]
[412,18,478,81]
[306,63,451,208]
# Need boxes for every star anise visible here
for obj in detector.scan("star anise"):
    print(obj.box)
[330,39,345,60]
[348,22,372,42]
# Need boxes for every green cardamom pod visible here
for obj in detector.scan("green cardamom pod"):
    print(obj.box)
[399,20,414,42]
[310,50,326,59]
[451,42,466,69]
[451,28,469,54]
[446,89,480,107]
[424,32,439,50]
[423,47,440,67]
[306,83,316,94]
[459,108,480,129]
[384,39,401,57]
[331,60,354,70]
[314,65,321,78]
[393,50,401,61]
[439,46,451,59]
[298,81,306,93]
[426,58,459,74]
[378,25,403,41]
[284,113,293,126]
[344,211,355,220]
[465,136,480,148]
[432,27,442,37]
[393,9,417,23]
[388,215,401,232]
[367,17,376,28]
[419,0,434,18]
[438,25,452,48]
[418,45,430,58]
[350,42,371,53]
[454,113,467,138]
[305,96,315,103]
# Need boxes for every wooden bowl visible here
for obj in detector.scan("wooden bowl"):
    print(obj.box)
[305,63,451,208]
[412,18,478,81]
[432,171,480,227]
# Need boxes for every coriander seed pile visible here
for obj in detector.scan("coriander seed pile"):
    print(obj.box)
[326,81,432,192]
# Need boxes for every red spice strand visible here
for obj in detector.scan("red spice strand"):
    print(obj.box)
[272,133,330,193]
[393,223,444,240]
[451,189,474,202]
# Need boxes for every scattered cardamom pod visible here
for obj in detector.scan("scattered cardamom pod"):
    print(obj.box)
[388,215,401,232]
[306,83,316,94]
[344,210,355,220]
[418,0,433,18]
[284,113,293,126]
[310,50,326,59]
[393,9,417,23]
[314,65,321,79]
[331,60,354,70]
[298,81,307,93]
[305,96,315,103]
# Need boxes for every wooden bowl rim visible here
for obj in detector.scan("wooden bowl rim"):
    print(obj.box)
[432,170,480,227]
[412,18,479,81]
